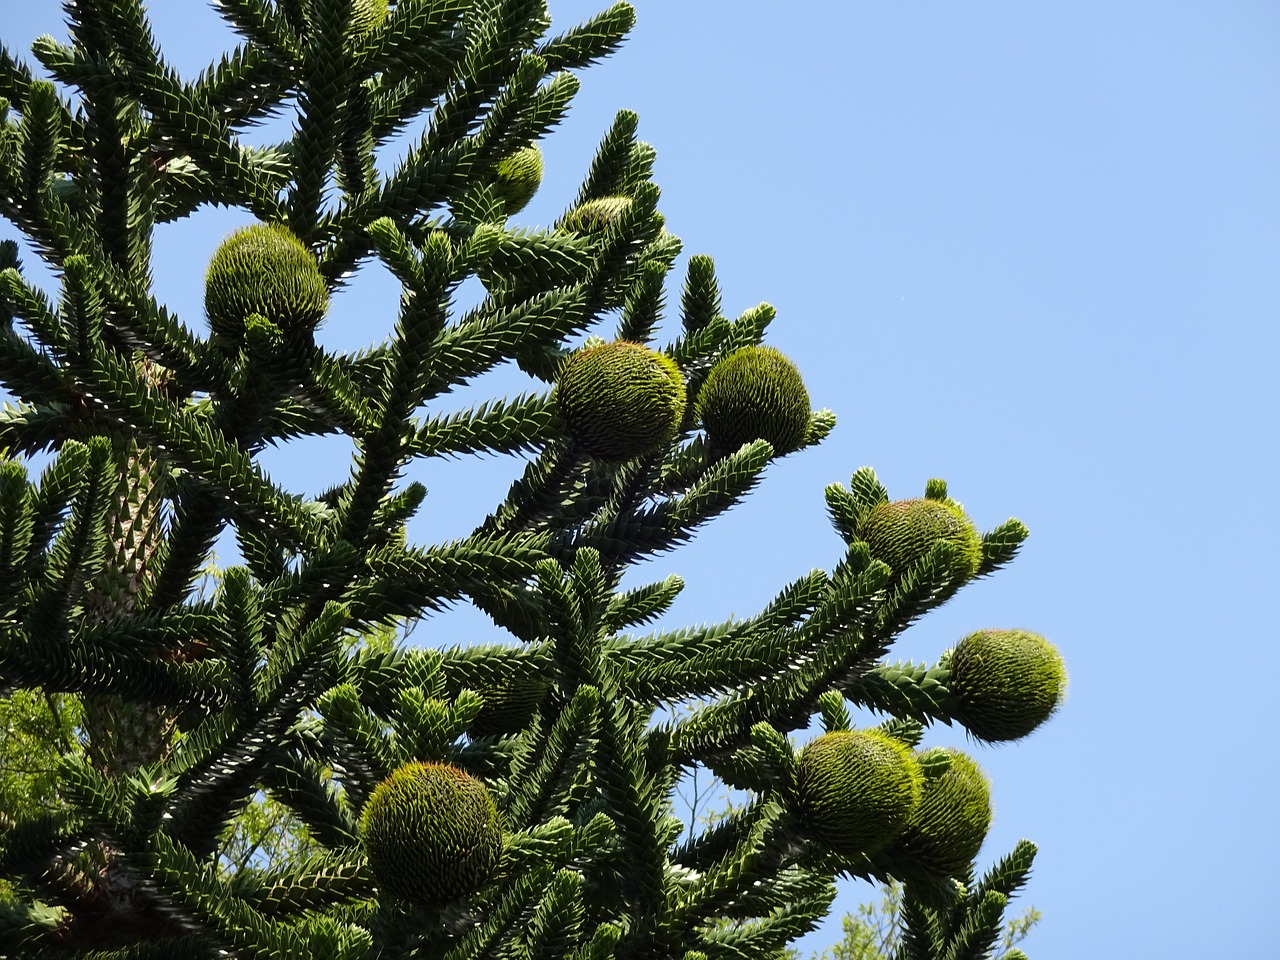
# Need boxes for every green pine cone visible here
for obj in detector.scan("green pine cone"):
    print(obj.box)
[493,145,544,216]
[559,195,632,234]
[890,748,992,880]
[949,629,1067,742]
[858,498,982,592]
[205,223,328,346]
[470,674,549,737]
[697,345,811,458]
[360,762,502,904]
[557,340,687,461]
[795,730,924,857]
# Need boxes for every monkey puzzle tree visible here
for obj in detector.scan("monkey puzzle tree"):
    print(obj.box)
[0,2,1066,958]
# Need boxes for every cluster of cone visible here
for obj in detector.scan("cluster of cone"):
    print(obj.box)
[855,492,1067,741]
[202,138,545,348]
[206,165,1064,905]
[794,658,1063,876]
[350,485,1064,908]
[796,733,992,881]
[556,340,811,463]
[794,501,1067,872]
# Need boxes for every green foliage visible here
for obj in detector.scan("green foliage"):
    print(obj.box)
[349,0,391,43]
[215,788,324,876]
[0,1,1062,956]
[0,691,78,821]
[471,671,549,736]
[796,882,1040,960]
[0,689,80,901]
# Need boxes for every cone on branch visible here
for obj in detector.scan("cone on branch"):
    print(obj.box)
[886,748,993,883]
[697,345,811,460]
[556,339,686,461]
[795,730,924,858]
[360,762,503,905]
[559,195,633,234]
[949,629,1067,742]
[859,496,983,595]
[493,145,544,216]
[204,223,328,349]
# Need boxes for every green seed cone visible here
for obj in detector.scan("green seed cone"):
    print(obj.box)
[470,674,549,737]
[205,223,328,346]
[493,145,544,216]
[795,730,924,857]
[360,762,502,904]
[697,345,811,458]
[891,748,992,880]
[560,196,632,234]
[557,340,687,461]
[949,629,1067,742]
[859,498,982,592]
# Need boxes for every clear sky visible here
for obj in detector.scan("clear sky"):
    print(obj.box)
[3,2,1279,957]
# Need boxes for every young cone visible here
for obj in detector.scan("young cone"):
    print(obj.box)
[698,345,811,459]
[888,748,993,882]
[204,223,328,347]
[360,762,503,905]
[795,730,924,857]
[560,195,633,234]
[493,145,545,216]
[557,340,686,461]
[859,498,982,593]
[949,629,1067,742]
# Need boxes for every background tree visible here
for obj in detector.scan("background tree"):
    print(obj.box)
[797,882,1039,960]
[0,2,1064,958]
[0,554,360,899]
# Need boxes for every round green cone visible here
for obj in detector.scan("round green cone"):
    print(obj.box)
[891,748,991,880]
[949,629,1066,742]
[557,340,686,461]
[795,730,924,857]
[360,762,502,904]
[697,345,811,458]
[859,498,982,592]
[493,145,543,216]
[560,196,632,234]
[205,223,328,346]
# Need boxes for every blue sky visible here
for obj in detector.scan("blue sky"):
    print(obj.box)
[3,2,1279,956]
